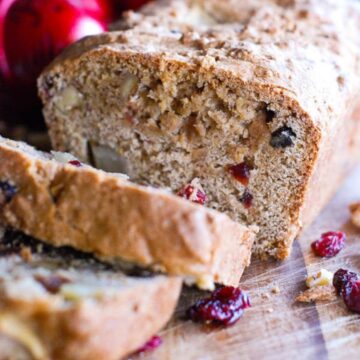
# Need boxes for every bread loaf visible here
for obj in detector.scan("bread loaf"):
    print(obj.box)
[38,0,360,259]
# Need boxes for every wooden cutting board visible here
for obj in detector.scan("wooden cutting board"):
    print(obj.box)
[138,165,360,360]
[0,126,358,360]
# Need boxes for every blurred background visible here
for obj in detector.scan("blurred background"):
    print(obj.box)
[0,0,152,142]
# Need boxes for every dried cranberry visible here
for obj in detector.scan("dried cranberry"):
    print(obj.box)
[68,160,82,167]
[333,269,358,295]
[135,335,162,354]
[0,181,17,203]
[270,126,296,148]
[177,182,207,205]
[240,189,253,209]
[311,231,346,258]
[187,286,251,326]
[228,162,252,186]
[342,280,360,314]
[34,274,70,294]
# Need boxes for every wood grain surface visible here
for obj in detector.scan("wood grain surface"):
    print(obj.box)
[135,165,360,360]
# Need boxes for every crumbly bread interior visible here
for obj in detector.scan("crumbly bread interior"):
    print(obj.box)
[0,230,162,309]
[39,45,316,259]
[0,135,255,288]
[0,230,180,360]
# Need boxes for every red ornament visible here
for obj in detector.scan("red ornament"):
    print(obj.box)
[0,0,108,127]
[0,0,16,79]
[82,0,112,22]
[3,0,107,87]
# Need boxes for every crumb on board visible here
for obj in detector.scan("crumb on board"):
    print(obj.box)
[20,246,32,262]
[349,202,360,228]
[296,285,337,303]
[271,286,280,294]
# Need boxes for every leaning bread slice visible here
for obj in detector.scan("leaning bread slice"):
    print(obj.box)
[0,136,255,289]
[38,0,360,260]
[0,229,182,360]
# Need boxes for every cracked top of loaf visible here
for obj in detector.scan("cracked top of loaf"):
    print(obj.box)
[42,0,360,134]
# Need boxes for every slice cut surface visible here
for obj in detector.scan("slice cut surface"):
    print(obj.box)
[0,230,182,360]
[0,136,255,289]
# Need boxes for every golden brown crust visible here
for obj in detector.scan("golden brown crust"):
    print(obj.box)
[0,137,255,287]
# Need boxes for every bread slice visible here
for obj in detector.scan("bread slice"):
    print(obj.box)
[0,229,182,360]
[38,0,360,259]
[0,136,255,289]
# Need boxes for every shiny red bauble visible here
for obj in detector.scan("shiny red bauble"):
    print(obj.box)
[0,0,152,128]
[0,0,108,127]
[0,0,15,79]
[3,0,107,86]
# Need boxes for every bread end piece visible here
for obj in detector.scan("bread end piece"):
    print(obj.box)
[38,0,360,260]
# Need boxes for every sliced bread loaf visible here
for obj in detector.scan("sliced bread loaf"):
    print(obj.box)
[0,229,181,360]
[38,0,360,259]
[0,136,255,289]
